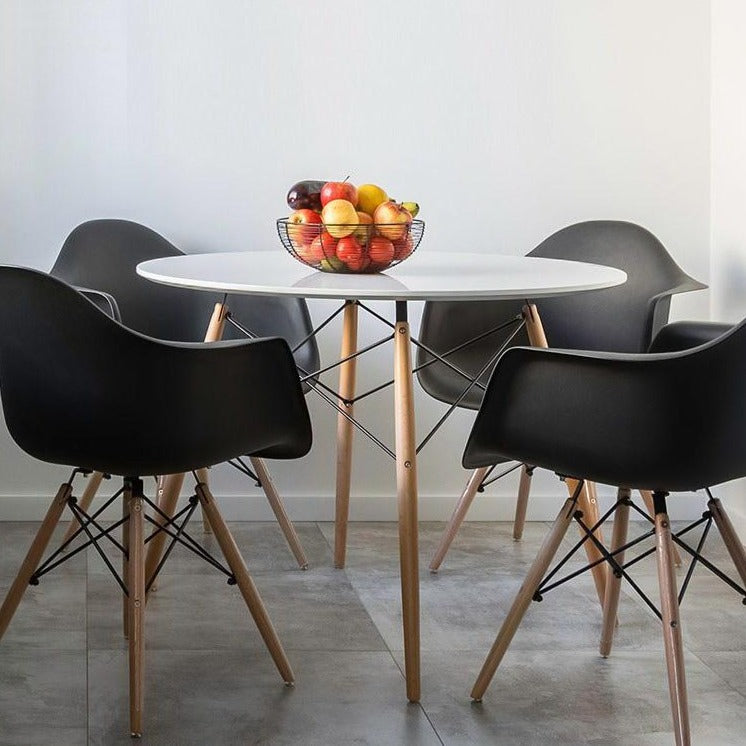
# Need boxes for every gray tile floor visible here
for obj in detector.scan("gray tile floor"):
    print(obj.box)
[1,516,746,744]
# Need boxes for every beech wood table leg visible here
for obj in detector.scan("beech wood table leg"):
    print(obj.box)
[61,471,104,546]
[394,303,420,703]
[522,303,608,607]
[429,466,489,573]
[334,301,358,569]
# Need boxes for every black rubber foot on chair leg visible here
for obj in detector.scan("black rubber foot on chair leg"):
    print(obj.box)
[284,680,295,688]
[130,732,142,739]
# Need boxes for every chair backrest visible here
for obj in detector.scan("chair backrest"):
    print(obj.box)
[0,266,312,475]
[51,219,320,375]
[416,221,704,407]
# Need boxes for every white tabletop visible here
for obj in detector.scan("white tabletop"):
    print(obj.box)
[137,251,627,301]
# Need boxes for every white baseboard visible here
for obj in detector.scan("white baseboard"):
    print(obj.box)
[0,490,711,523]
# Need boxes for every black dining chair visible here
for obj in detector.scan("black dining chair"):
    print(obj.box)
[51,218,320,570]
[420,220,705,572]
[462,317,746,746]
[0,266,313,737]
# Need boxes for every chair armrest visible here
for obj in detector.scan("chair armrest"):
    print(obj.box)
[649,321,733,353]
[75,287,122,321]
[462,336,742,491]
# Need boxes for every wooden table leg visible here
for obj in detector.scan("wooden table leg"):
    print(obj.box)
[394,302,420,703]
[522,303,608,607]
[334,301,358,569]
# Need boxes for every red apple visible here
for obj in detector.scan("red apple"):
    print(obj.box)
[373,201,412,241]
[321,199,359,238]
[368,236,395,266]
[336,235,364,271]
[308,232,338,263]
[392,233,414,260]
[320,181,358,208]
[287,209,322,246]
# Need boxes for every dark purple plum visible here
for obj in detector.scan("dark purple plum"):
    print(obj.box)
[286,180,326,211]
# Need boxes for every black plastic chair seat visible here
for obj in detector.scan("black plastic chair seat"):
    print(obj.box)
[463,321,746,492]
[0,268,312,477]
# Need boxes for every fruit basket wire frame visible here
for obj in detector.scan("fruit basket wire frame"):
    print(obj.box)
[277,218,425,274]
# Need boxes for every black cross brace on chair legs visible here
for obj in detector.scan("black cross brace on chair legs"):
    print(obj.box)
[26,472,237,597]
[532,490,746,620]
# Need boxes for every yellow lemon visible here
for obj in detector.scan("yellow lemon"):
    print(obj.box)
[357,184,388,216]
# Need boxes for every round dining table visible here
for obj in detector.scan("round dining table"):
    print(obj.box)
[137,249,627,702]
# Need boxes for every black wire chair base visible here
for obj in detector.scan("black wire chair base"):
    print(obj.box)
[29,473,235,598]
[532,491,746,622]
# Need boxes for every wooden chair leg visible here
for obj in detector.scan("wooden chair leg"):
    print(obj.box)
[126,484,145,738]
[143,473,185,598]
[0,482,71,641]
[195,480,294,684]
[570,478,608,608]
[512,464,534,541]
[61,471,104,546]
[122,495,129,639]
[195,468,212,534]
[586,481,604,543]
[334,301,358,569]
[250,456,308,570]
[708,496,746,586]
[429,467,489,573]
[600,488,631,657]
[471,495,578,701]
[653,494,691,746]
[198,301,229,533]
[522,305,608,607]
[641,489,682,567]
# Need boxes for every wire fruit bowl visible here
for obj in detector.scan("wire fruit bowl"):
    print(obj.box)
[277,218,425,273]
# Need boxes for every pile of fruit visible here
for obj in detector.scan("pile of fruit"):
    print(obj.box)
[278,179,423,273]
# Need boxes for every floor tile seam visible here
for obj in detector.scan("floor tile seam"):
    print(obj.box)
[687,649,746,701]
[385,648,444,745]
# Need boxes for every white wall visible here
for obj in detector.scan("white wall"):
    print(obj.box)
[710,0,746,531]
[0,0,711,520]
